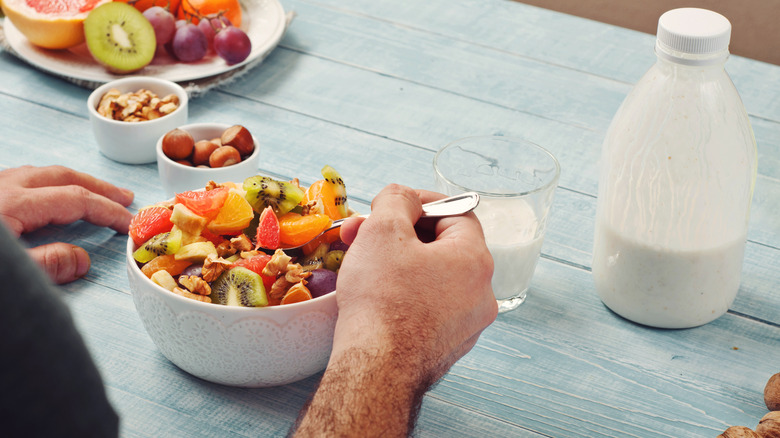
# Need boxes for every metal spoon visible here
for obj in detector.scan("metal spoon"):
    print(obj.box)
[269,192,480,252]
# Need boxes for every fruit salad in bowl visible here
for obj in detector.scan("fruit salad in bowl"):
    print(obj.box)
[126,166,351,387]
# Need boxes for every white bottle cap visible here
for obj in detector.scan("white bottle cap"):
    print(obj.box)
[656,8,731,65]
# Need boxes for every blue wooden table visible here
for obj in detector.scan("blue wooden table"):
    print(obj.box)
[3,1,780,436]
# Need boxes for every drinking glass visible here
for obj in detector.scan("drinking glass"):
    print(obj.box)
[433,136,560,313]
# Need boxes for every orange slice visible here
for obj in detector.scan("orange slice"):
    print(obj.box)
[207,191,254,235]
[302,180,343,220]
[281,285,312,305]
[278,212,331,247]
[141,254,192,278]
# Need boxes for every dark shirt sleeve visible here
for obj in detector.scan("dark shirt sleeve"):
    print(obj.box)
[0,223,119,437]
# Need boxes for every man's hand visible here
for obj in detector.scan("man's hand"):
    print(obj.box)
[292,184,497,437]
[0,165,134,284]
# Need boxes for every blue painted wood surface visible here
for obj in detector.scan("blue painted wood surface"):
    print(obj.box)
[2,0,779,436]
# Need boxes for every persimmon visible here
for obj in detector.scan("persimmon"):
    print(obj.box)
[177,0,241,27]
[118,0,181,13]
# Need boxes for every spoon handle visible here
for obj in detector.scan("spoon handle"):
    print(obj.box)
[325,192,480,232]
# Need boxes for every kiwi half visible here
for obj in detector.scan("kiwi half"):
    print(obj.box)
[84,2,156,74]
[243,176,305,215]
[210,267,268,307]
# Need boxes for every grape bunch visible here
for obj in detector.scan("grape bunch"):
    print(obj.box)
[142,6,252,65]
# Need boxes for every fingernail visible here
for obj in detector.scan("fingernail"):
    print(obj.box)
[121,188,135,203]
[73,246,91,278]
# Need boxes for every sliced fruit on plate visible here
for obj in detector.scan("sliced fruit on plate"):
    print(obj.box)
[83,2,157,73]
[1,0,111,49]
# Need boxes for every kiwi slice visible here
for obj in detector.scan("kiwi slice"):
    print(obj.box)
[209,267,268,307]
[323,250,344,272]
[321,165,349,217]
[133,228,183,263]
[299,243,330,271]
[84,2,156,74]
[243,176,305,215]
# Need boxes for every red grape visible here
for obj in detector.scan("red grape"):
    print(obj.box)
[197,18,216,50]
[171,23,208,62]
[306,269,337,298]
[143,6,176,46]
[214,26,252,65]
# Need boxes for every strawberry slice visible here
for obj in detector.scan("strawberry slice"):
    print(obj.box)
[255,206,280,250]
[175,186,229,220]
[129,206,173,247]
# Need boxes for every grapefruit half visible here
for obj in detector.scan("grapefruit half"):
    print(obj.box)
[1,0,112,50]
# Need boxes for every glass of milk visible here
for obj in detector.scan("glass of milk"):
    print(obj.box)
[433,136,560,313]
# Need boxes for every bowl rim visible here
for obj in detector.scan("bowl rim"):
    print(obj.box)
[126,225,338,314]
[155,122,261,172]
[87,76,189,127]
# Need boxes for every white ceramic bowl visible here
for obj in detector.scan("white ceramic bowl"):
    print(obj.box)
[157,123,261,198]
[126,237,338,387]
[87,76,188,164]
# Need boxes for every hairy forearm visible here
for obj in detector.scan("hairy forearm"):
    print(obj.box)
[291,346,436,437]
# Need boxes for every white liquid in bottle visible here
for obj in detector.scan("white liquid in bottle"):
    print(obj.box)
[592,8,756,328]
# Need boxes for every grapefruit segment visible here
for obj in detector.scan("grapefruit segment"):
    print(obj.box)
[255,206,281,250]
[129,206,174,247]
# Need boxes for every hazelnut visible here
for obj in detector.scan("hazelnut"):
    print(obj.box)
[192,140,220,166]
[766,373,780,411]
[757,411,780,438]
[209,146,241,168]
[162,128,194,160]
[717,426,760,437]
[220,125,254,156]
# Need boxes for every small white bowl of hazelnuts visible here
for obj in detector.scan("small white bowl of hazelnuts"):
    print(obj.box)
[156,123,261,198]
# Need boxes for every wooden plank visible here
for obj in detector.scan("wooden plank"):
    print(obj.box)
[283,0,780,122]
